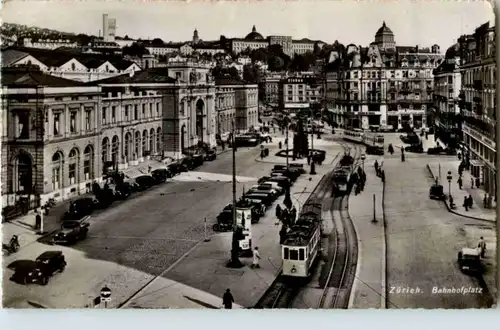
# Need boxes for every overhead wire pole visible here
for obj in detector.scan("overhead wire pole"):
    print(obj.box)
[227,119,243,268]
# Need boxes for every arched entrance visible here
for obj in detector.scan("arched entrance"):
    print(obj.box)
[111,135,120,166]
[15,152,33,193]
[149,128,155,154]
[124,132,132,162]
[102,137,110,164]
[181,124,186,151]
[196,99,205,144]
[68,147,80,185]
[83,145,94,180]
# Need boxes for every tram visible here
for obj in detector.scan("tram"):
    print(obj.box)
[332,166,352,196]
[363,133,385,148]
[343,128,364,144]
[281,203,323,278]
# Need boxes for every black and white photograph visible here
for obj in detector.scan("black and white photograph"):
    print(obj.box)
[0,0,497,311]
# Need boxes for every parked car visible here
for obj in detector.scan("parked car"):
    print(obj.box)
[258,176,291,189]
[260,181,284,194]
[167,162,186,175]
[271,169,299,182]
[250,183,281,195]
[223,202,262,223]
[429,184,445,200]
[427,146,444,155]
[288,164,306,174]
[405,144,424,153]
[151,168,169,184]
[247,188,277,201]
[244,192,274,207]
[11,251,66,285]
[204,149,217,161]
[239,199,266,218]
[457,248,483,274]
[63,198,98,220]
[135,175,155,191]
[53,220,89,245]
[366,145,384,155]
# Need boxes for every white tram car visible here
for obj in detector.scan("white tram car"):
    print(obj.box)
[342,128,364,144]
[281,203,322,278]
[343,129,384,148]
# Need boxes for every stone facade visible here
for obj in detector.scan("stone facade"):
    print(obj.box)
[457,21,496,196]
[326,22,444,130]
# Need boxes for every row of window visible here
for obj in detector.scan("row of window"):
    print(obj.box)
[102,103,161,125]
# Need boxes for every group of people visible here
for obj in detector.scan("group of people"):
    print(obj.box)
[276,204,297,244]
[352,166,367,195]
[463,195,474,211]
[374,160,385,183]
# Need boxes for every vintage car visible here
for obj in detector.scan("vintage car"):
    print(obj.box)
[11,251,66,285]
[151,168,169,184]
[457,248,482,274]
[366,145,385,155]
[63,198,98,220]
[405,144,424,153]
[204,149,217,161]
[53,220,89,245]
[429,184,445,200]
[135,175,155,191]
[244,192,274,207]
[258,176,291,189]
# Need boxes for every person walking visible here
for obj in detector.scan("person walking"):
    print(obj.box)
[470,177,474,189]
[478,237,486,258]
[463,196,469,211]
[457,177,463,190]
[278,141,282,149]
[35,209,42,231]
[251,247,261,269]
[222,289,234,309]
[275,204,282,221]
[467,195,473,209]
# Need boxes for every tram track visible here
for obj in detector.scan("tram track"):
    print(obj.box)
[254,142,361,309]
[317,143,361,309]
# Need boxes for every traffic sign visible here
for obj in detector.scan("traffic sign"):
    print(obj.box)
[100,286,111,302]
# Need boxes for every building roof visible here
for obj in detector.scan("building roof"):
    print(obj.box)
[375,21,393,36]
[4,46,136,70]
[87,68,177,85]
[245,26,265,40]
[2,67,85,87]
[445,43,460,58]
[1,48,29,66]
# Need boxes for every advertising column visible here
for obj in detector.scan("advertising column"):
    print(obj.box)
[235,206,252,252]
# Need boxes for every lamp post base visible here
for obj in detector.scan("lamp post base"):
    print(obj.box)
[310,162,316,175]
[226,258,244,269]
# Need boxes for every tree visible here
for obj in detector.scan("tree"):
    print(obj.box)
[122,42,149,57]
[243,64,261,83]
[151,38,164,46]
[75,33,92,46]
[211,65,240,80]
[293,119,309,159]
[251,48,268,63]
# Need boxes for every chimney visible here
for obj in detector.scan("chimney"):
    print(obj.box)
[416,45,419,53]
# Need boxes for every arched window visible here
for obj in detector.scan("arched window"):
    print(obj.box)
[52,151,64,191]
[111,135,120,164]
[84,145,94,180]
[135,131,141,159]
[156,127,162,152]
[16,152,33,193]
[68,148,79,185]
[142,130,148,156]
[149,128,155,154]
[124,132,132,161]
[102,137,110,163]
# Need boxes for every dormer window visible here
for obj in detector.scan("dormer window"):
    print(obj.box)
[71,63,76,71]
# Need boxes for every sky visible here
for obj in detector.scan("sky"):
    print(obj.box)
[1,0,495,50]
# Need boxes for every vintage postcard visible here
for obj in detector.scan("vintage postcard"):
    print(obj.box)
[1,0,497,310]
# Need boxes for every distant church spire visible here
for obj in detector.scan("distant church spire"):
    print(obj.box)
[252,25,256,32]
[193,28,199,44]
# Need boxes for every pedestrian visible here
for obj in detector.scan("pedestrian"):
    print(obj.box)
[35,209,42,230]
[463,196,469,211]
[381,170,385,183]
[290,206,297,225]
[251,247,261,269]
[449,195,455,208]
[478,237,486,258]
[221,141,225,151]
[401,153,405,162]
[278,141,282,149]
[275,204,282,220]
[457,177,462,189]
[470,177,474,189]
[279,226,287,244]
[374,160,379,172]
[467,195,473,209]
[222,289,234,309]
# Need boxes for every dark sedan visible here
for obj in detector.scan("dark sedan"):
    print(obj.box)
[63,198,98,220]
[10,251,66,285]
[53,220,89,245]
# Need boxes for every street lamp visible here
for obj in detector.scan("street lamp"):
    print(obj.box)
[361,154,366,171]
[310,109,316,175]
[447,171,453,199]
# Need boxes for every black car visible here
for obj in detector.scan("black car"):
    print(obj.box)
[244,192,274,207]
[11,251,66,285]
[53,220,89,245]
[192,154,204,168]
[204,149,217,161]
[151,168,169,184]
[64,198,98,220]
[247,188,277,200]
[366,145,384,155]
[271,169,299,182]
[405,144,424,153]
[167,162,186,175]
[258,176,290,189]
[221,203,261,223]
[239,199,266,218]
[427,146,444,155]
[135,175,155,190]
[288,164,306,174]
